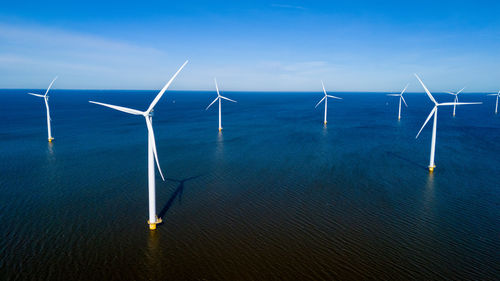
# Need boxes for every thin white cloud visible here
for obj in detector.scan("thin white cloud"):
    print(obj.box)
[271,4,306,10]
[0,23,188,89]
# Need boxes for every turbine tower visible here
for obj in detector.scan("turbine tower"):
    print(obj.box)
[315,81,342,125]
[414,74,481,172]
[27,76,58,142]
[206,78,237,131]
[488,90,500,114]
[387,84,409,120]
[89,60,187,230]
[446,87,465,116]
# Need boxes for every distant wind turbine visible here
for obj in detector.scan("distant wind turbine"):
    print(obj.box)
[89,60,188,230]
[315,81,342,125]
[28,76,58,142]
[446,87,465,116]
[487,90,500,114]
[206,78,236,131]
[387,84,409,120]
[414,74,481,172]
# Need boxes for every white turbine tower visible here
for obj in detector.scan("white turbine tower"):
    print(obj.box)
[28,76,58,142]
[414,74,481,172]
[446,87,465,116]
[89,60,188,230]
[387,84,409,120]
[206,78,236,131]
[487,90,500,114]
[315,81,342,125]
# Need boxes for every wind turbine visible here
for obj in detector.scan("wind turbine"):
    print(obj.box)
[28,76,58,142]
[387,84,409,120]
[487,90,500,114]
[414,74,481,172]
[315,81,342,125]
[206,78,236,131]
[89,60,188,230]
[446,87,465,116]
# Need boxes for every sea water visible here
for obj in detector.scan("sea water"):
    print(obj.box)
[0,89,499,280]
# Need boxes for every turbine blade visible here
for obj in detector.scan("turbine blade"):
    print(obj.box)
[327,95,342,99]
[315,96,326,108]
[401,95,408,107]
[145,117,165,181]
[487,94,498,96]
[414,74,437,105]
[220,96,237,103]
[205,97,219,110]
[438,102,482,106]
[89,101,144,115]
[400,83,409,95]
[387,94,400,96]
[28,93,45,98]
[456,87,465,95]
[44,76,58,97]
[214,78,220,97]
[446,92,456,95]
[416,107,437,139]
[321,80,327,96]
[146,60,188,114]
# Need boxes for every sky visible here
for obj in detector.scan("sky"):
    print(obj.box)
[1,0,499,92]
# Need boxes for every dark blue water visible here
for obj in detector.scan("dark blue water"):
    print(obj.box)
[1,89,499,280]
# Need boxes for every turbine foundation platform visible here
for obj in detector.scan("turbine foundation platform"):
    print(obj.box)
[148,217,162,230]
[428,165,436,172]
[48,138,54,142]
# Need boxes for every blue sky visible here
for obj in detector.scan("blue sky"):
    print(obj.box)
[1,0,499,91]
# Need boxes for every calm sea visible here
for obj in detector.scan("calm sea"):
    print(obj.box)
[1,89,499,280]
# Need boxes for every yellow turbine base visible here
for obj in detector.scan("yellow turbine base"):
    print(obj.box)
[218,128,222,131]
[48,138,53,142]
[324,121,327,125]
[148,217,162,230]
[429,166,435,172]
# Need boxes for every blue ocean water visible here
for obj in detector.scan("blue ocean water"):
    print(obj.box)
[0,89,499,280]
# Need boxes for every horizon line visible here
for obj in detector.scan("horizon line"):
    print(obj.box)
[0,88,496,94]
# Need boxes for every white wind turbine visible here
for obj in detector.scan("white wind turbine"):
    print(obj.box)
[206,78,236,131]
[446,87,465,116]
[414,74,481,172]
[89,60,188,230]
[315,81,342,125]
[487,90,500,114]
[28,76,58,142]
[387,84,409,120]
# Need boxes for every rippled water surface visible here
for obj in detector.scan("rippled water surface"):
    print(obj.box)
[1,89,499,280]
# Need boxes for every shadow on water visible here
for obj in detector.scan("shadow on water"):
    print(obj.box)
[158,176,200,218]
[386,151,428,171]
